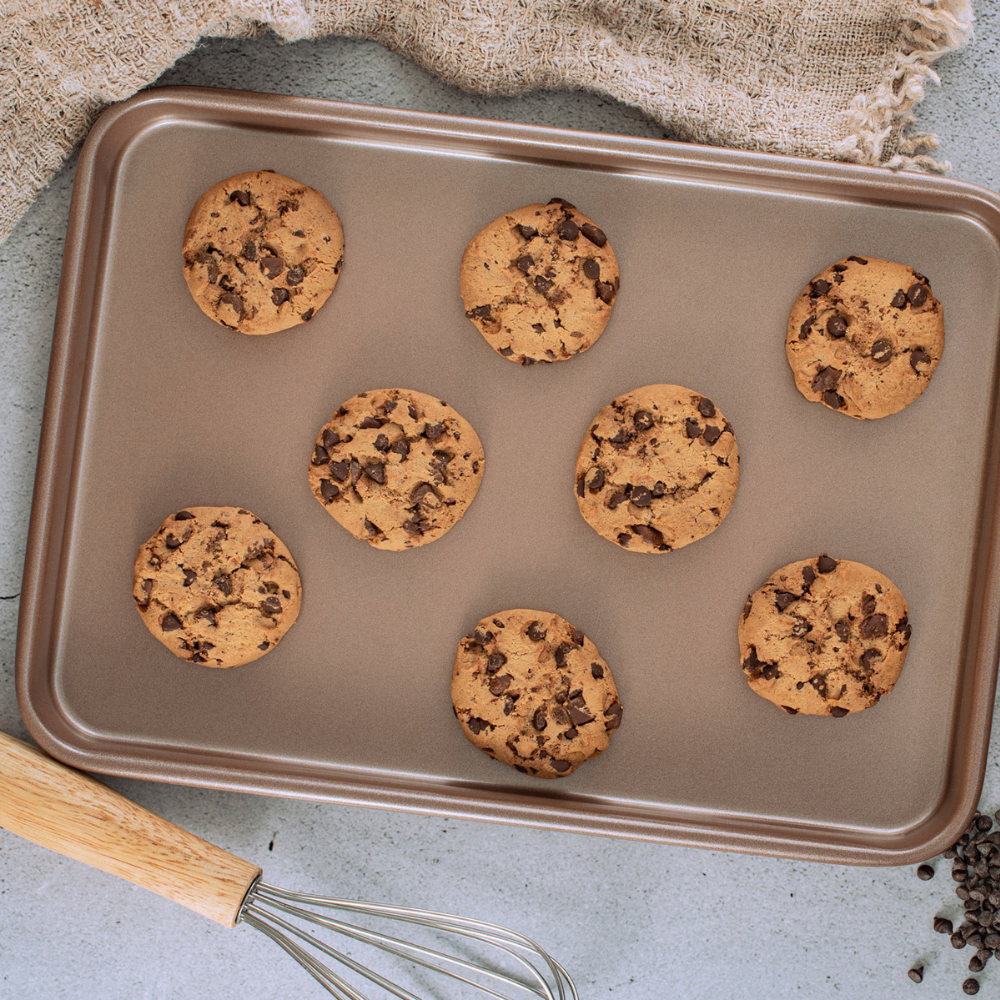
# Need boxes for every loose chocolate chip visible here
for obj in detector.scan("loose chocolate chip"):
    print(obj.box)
[219,292,243,318]
[330,461,350,481]
[165,534,182,549]
[161,613,182,632]
[830,706,850,717]
[526,622,547,642]
[907,967,923,983]
[516,255,534,273]
[489,674,512,696]
[685,418,702,439]
[487,653,507,674]
[374,434,390,453]
[518,224,537,239]
[810,279,831,297]
[861,614,889,639]
[604,702,623,730]
[229,189,251,206]
[392,439,409,459]
[908,283,928,307]
[826,315,847,338]
[588,468,606,492]
[891,289,908,309]
[630,485,652,508]
[775,592,796,611]
[631,524,665,548]
[812,365,842,392]
[918,865,935,880]
[557,218,579,241]
[182,569,196,587]
[469,305,491,319]
[698,397,716,418]
[320,480,340,501]
[936,917,955,934]
[312,445,330,465]
[533,710,547,730]
[848,255,868,265]
[260,255,284,280]
[580,223,607,246]
[955,867,969,883]
[583,258,600,280]
[703,424,722,445]
[871,339,893,362]
[591,663,604,678]
[963,979,980,995]
[271,287,290,306]
[595,281,614,303]
[954,932,969,949]
[817,555,837,573]
[286,266,304,285]
[910,348,931,371]
[550,759,571,773]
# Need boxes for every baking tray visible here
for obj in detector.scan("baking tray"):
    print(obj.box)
[17,86,1000,865]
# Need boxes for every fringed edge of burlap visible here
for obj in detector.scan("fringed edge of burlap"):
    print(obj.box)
[834,0,975,172]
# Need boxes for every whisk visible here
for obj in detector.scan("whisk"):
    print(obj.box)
[0,731,577,999]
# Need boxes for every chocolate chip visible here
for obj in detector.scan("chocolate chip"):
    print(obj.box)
[550,759,571,773]
[891,289,907,309]
[286,266,304,285]
[195,608,216,627]
[773,592,795,612]
[466,716,491,735]
[410,482,436,503]
[608,491,630,510]
[698,397,716,418]
[810,279,831,297]
[571,629,584,646]
[954,931,969,948]
[835,621,851,640]
[936,917,955,934]
[862,593,876,615]
[591,663,604,679]
[516,255,534,273]
[423,422,445,441]
[330,461,350,481]
[534,275,553,292]
[871,339,892,362]
[374,434,390,453]
[182,569,196,588]
[526,622,546,642]
[761,663,780,680]
[312,445,330,465]
[301,308,314,321]
[799,315,815,339]
[392,439,409,459]
[812,365,841,392]
[554,643,572,667]
[823,390,844,409]
[517,224,537,240]
[630,485,652,507]
[803,565,816,587]
[604,702,623,730]
[830,706,849,717]
[580,223,607,246]
[320,480,340,501]
[781,705,799,714]
[567,701,594,726]
[229,190,251,206]
[161,613,182,631]
[469,305,491,319]
[595,281,614,303]
[631,524,665,547]
[910,348,931,371]
[489,674,512,696]
[165,533,182,549]
[963,979,980,995]
[685,418,702,438]
[213,573,232,596]
[271,287,290,306]
[551,706,570,725]
[908,282,928,307]
[260,255,284,280]
[557,218,579,241]
[703,425,721,445]
[827,315,847,338]
[533,710,547,730]
[219,292,243,318]
[363,518,382,535]
[860,648,881,671]
[907,967,923,984]
[359,415,384,429]
[587,468,605,492]
[860,614,888,639]
[583,258,600,280]
[918,865,935,880]
[486,653,507,674]
[173,511,195,521]
[260,596,282,616]
[364,463,386,484]
[847,255,868,265]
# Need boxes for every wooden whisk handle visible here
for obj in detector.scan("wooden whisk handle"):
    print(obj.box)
[0,731,261,927]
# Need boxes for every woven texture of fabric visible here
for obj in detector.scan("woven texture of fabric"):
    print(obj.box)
[0,0,974,244]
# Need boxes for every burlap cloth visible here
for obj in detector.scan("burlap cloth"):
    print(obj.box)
[0,1,973,245]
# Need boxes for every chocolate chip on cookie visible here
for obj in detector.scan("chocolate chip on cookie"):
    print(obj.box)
[575,384,740,553]
[183,170,344,335]
[308,389,485,550]
[452,609,623,777]
[786,257,944,418]
[460,199,620,364]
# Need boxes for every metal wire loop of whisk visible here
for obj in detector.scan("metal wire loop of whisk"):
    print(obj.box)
[239,880,579,1000]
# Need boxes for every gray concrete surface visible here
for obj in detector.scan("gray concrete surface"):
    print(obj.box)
[3,11,1000,997]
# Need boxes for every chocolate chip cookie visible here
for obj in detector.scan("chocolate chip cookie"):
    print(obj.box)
[451,609,623,778]
[738,555,912,716]
[308,388,485,550]
[575,384,740,553]
[132,506,302,668]
[183,170,344,335]
[459,198,620,364]
[786,256,944,419]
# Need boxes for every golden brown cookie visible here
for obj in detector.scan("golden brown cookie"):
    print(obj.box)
[182,170,344,335]
[308,388,485,551]
[459,198,619,364]
[738,555,912,717]
[786,256,944,419]
[132,506,302,668]
[451,609,623,778]
[575,384,739,553]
